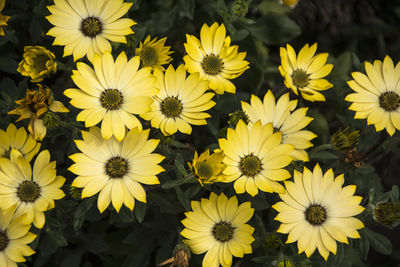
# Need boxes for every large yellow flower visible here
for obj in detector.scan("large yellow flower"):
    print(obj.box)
[0,150,65,228]
[46,0,136,61]
[135,35,173,71]
[188,149,226,186]
[218,120,294,196]
[279,43,333,102]
[69,127,165,213]
[17,46,57,83]
[141,64,215,136]
[0,0,10,36]
[273,164,365,260]
[0,209,36,267]
[184,22,249,94]
[241,90,316,161]
[65,52,157,141]
[345,55,400,136]
[0,124,40,162]
[181,193,255,267]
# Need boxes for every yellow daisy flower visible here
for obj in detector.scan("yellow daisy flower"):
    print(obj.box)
[181,192,255,267]
[141,64,215,136]
[69,127,165,213]
[135,35,173,71]
[0,209,36,267]
[0,0,10,36]
[241,90,316,161]
[183,22,249,94]
[279,43,333,102]
[0,150,66,229]
[273,164,365,260]
[0,124,40,162]
[17,46,57,83]
[8,85,69,141]
[188,149,226,186]
[345,55,400,136]
[64,51,157,141]
[218,120,294,196]
[46,0,136,61]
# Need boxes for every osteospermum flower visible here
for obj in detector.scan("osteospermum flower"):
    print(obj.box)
[64,51,156,141]
[8,84,69,140]
[184,22,249,94]
[69,127,165,213]
[241,90,316,161]
[17,46,57,83]
[0,209,36,267]
[188,149,226,186]
[181,193,255,267]
[273,164,365,260]
[279,43,333,102]
[345,55,400,136]
[218,120,294,196]
[46,0,136,61]
[141,64,215,136]
[0,124,40,161]
[0,0,10,36]
[135,35,173,71]
[0,150,66,228]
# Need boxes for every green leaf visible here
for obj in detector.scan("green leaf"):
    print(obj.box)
[390,185,399,202]
[47,230,68,248]
[133,201,147,223]
[161,174,196,189]
[74,197,96,218]
[177,0,194,19]
[0,55,18,74]
[175,186,191,211]
[357,229,370,260]
[365,228,392,255]
[244,15,301,45]
[175,153,188,179]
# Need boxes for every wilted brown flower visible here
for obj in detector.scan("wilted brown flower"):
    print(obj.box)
[8,84,68,140]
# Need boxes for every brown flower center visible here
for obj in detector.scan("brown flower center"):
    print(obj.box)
[305,204,327,225]
[196,161,213,179]
[100,89,124,111]
[33,53,50,72]
[379,91,400,112]
[139,46,158,67]
[0,231,9,251]
[106,156,128,178]
[212,221,234,242]
[160,96,183,118]
[201,54,224,76]
[292,69,309,88]
[239,154,263,177]
[17,180,41,202]
[80,17,103,38]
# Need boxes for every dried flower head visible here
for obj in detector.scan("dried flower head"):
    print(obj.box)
[17,46,57,82]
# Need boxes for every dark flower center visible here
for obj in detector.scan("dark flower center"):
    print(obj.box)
[33,53,49,72]
[196,161,213,179]
[305,204,327,225]
[292,69,309,88]
[100,89,124,111]
[160,96,183,118]
[0,231,9,251]
[17,180,41,202]
[379,91,400,112]
[201,54,224,76]
[212,221,234,242]
[140,46,158,67]
[80,17,103,38]
[106,156,128,178]
[239,154,263,177]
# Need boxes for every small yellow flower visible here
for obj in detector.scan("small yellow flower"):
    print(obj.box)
[345,55,400,136]
[0,209,36,266]
[273,164,365,260]
[0,0,10,36]
[0,123,41,161]
[135,35,173,71]
[279,43,333,102]
[184,22,249,94]
[188,149,226,186]
[280,0,299,8]
[17,46,57,82]
[8,84,69,140]
[181,192,255,267]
